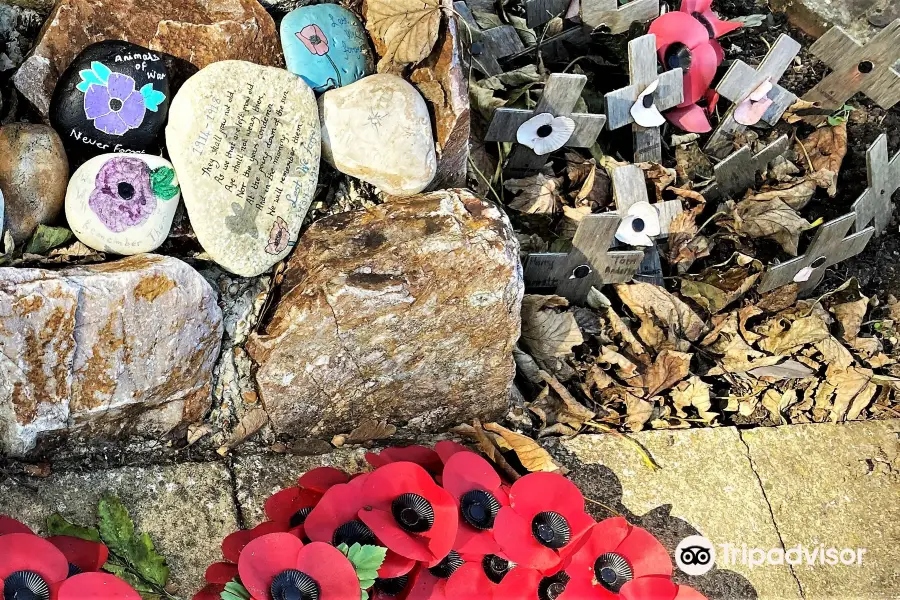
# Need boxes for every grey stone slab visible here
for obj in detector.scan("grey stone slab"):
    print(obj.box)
[0,461,238,599]
[742,420,900,599]
[554,427,801,600]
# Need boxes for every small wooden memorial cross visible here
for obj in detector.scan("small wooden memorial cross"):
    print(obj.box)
[700,135,790,202]
[454,2,525,76]
[522,214,645,301]
[581,0,659,35]
[605,34,684,163]
[851,133,900,234]
[484,73,607,175]
[757,214,874,294]
[705,34,801,159]
[801,21,900,110]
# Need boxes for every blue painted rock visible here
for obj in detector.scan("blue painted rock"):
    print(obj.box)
[50,40,170,162]
[280,4,374,92]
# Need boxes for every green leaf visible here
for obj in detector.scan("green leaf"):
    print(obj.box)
[346,543,387,587]
[827,115,845,126]
[98,496,170,589]
[221,581,251,600]
[104,559,162,600]
[47,513,101,542]
[150,167,179,201]
[361,591,369,600]
[337,543,351,556]
[24,225,72,255]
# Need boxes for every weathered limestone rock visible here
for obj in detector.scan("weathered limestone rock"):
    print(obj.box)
[0,254,223,456]
[771,0,900,55]
[247,189,523,438]
[13,0,282,117]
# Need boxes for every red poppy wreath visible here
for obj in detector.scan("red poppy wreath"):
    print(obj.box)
[193,444,709,600]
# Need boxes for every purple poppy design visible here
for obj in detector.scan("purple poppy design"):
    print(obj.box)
[83,72,147,136]
[89,157,157,232]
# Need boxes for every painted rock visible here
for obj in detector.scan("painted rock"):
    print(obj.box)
[320,74,436,196]
[65,154,180,255]
[166,61,320,277]
[281,4,374,92]
[0,124,69,244]
[50,41,170,162]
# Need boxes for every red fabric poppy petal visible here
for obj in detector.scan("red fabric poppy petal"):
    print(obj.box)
[365,452,391,469]
[360,462,443,513]
[295,542,361,600]
[710,38,725,64]
[406,568,448,600]
[562,576,616,600]
[445,562,494,598]
[508,472,585,522]
[264,487,322,523]
[0,516,32,536]
[665,104,713,133]
[620,575,679,600]
[681,42,718,105]
[442,452,502,500]
[453,522,503,556]
[675,584,709,600]
[304,482,368,543]
[649,12,709,54]
[615,526,673,578]
[47,536,109,573]
[297,467,350,493]
[359,508,433,562]
[434,441,470,464]
[192,583,226,600]
[57,572,141,600]
[494,567,541,600]
[678,0,709,11]
[221,521,290,564]
[205,561,239,584]
[568,517,631,575]
[238,533,305,600]
[705,13,742,38]
[493,507,560,571]
[0,533,69,584]
[380,446,443,474]
[379,550,418,578]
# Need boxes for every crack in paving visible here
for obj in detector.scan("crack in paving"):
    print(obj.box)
[224,456,246,530]
[737,429,806,600]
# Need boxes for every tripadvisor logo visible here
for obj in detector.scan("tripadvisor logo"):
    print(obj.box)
[675,536,868,574]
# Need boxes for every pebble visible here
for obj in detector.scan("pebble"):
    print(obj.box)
[50,41,171,163]
[166,60,320,277]
[320,74,436,196]
[281,4,373,92]
[0,124,69,244]
[65,154,181,255]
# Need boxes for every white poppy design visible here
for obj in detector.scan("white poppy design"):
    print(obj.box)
[734,80,774,126]
[630,79,666,128]
[516,113,576,156]
[615,202,661,247]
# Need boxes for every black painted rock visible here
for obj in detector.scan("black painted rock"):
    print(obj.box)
[50,40,170,162]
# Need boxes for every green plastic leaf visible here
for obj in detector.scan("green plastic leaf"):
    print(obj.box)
[47,513,101,542]
[25,225,72,255]
[337,543,351,556]
[346,543,387,587]
[361,591,369,600]
[97,496,170,589]
[150,167,179,201]
[221,581,252,600]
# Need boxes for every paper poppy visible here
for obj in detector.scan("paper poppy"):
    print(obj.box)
[650,12,719,107]
[221,521,290,564]
[358,462,458,564]
[264,487,322,533]
[47,536,109,575]
[366,446,444,476]
[445,553,514,597]
[298,467,351,493]
[0,515,32,536]
[0,533,70,599]
[405,552,465,600]
[566,574,708,600]
[516,113,576,156]
[441,450,509,556]
[56,572,141,600]
[615,202,662,248]
[494,472,595,571]
[372,571,414,600]
[238,534,359,600]
[566,518,673,598]
[679,0,741,39]
[494,566,580,600]
[434,441,470,465]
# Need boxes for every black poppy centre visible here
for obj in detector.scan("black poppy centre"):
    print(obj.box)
[270,569,320,600]
[481,554,512,584]
[3,571,51,600]
[594,552,634,593]
[460,489,501,530]
[332,519,377,547]
[428,550,464,579]
[373,574,409,597]
[391,493,435,533]
[537,124,554,138]
[538,572,571,600]
[531,511,571,549]
[664,43,693,73]
[632,217,646,233]
[117,181,135,200]
[289,506,314,529]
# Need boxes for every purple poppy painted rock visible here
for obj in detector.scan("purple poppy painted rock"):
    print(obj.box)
[50,40,170,163]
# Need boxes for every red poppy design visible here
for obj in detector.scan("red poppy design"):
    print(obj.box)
[434,441,470,464]
[57,572,141,600]
[296,24,330,56]
[565,517,672,599]
[494,566,581,600]
[445,553,514,597]
[441,450,509,556]
[238,534,359,600]
[0,533,70,598]
[371,569,415,600]
[264,486,322,534]
[47,536,109,574]
[366,446,444,476]
[403,551,468,600]
[679,0,741,39]
[221,520,290,564]
[358,462,458,564]
[0,515,32,536]
[298,466,350,493]
[192,583,227,600]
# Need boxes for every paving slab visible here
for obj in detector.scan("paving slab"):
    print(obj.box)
[554,427,802,600]
[0,461,238,599]
[772,0,900,49]
[742,419,900,599]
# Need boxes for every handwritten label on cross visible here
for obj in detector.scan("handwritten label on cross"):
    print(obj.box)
[757,213,874,294]
[801,20,900,110]
[522,214,645,301]
[851,133,900,234]
[705,34,801,159]
[484,73,607,175]
[701,135,790,202]
[454,2,525,76]
[581,0,659,35]
[605,34,684,163]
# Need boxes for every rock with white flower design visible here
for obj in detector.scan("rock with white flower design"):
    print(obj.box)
[281,4,374,92]
[50,41,170,163]
[319,74,436,196]
[65,154,181,255]
[166,60,320,277]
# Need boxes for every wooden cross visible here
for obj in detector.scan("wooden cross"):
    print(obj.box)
[522,214,644,301]
[581,0,659,35]
[705,34,801,159]
[801,20,900,111]
[605,34,684,163]
[454,2,525,76]
[851,133,900,235]
[701,135,790,202]
[484,73,607,174]
[757,213,874,294]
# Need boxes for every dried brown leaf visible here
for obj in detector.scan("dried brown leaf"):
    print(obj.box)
[366,0,443,71]
[671,376,717,421]
[680,266,760,315]
[744,170,834,211]
[483,422,564,473]
[614,282,705,351]
[345,419,397,443]
[630,350,693,398]
[667,205,711,272]
[732,197,811,256]
[520,295,584,363]
[827,365,877,422]
[218,407,268,455]
[795,122,847,196]
[504,173,563,214]
[757,315,830,354]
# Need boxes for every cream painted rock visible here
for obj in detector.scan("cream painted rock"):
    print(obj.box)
[65,154,181,255]
[319,74,436,196]
[0,254,223,456]
[166,61,320,277]
[247,189,523,438]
